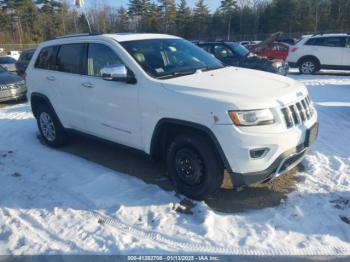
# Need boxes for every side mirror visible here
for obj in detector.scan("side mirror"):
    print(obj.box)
[101,64,136,84]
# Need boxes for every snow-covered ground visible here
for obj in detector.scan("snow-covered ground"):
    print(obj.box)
[0,71,350,255]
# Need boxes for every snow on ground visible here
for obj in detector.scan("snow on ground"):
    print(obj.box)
[0,71,350,255]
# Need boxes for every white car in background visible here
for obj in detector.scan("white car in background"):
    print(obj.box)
[7,50,21,60]
[287,33,350,74]
[26,33,318,200]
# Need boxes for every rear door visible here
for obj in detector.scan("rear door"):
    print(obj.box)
[51,43,87,130]
[305,37,344,66]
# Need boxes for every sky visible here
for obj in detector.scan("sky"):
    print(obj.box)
[96,0,221,11]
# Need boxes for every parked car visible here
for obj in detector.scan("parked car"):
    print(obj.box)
[0,65,26,102]
[196,41,289,75]
[15,48,36,76]
[7,50,21,60]
[287,33,350,74]
[249,42,290,60]
[26,33,318,200]
[0,56,17,72]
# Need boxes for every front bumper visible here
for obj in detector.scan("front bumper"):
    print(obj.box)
[232,144,308,187]
[273,63,289,75]
[0,88,27,102]
[212,115,318,187]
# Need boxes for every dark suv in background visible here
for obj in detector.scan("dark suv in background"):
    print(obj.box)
[15,48,36,76]
[196,41,289,75]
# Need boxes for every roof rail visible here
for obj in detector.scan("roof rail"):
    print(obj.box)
[54,33,101,40]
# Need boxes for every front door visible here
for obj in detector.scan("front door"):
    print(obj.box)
[79,42,142,149]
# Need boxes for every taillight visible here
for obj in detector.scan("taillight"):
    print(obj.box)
[291,47,299,53]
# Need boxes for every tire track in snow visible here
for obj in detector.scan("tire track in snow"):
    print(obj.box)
[89,211,350,256]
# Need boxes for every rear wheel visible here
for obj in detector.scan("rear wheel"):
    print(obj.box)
[299,58,319,74]
[166,133,224,200]
[36,104,68,147]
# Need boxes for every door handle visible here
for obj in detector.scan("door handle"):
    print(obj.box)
[46,76,55,81]
[82,82,94,88]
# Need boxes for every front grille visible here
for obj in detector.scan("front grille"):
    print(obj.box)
[0,83,17,91]
[281,96,314,128]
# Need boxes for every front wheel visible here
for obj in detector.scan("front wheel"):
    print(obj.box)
[166,133,224,200]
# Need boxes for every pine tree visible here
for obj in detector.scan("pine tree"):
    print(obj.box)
[158,0,177,33]
[193,0,210,40]
[128,0,151,32]
[176,0,192,38]
[220,0,237,40]
[116,6,130,32]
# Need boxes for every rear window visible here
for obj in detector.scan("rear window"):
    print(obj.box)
[56,44,85,74]
[20,51,34,62]
[35,46,57,70]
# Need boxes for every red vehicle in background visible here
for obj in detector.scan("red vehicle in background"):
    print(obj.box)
[246,32,291,60]
[249,42,290,60]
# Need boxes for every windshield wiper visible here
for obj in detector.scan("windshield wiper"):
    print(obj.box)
[199,66,223,72]
[157,69,198,79]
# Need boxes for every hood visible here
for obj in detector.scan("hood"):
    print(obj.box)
[0,71,23,85]
[161,66,307,110]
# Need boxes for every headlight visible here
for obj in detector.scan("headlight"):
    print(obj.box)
[228,109,275,126]
[272,61,283,68]
[15,80,25,88]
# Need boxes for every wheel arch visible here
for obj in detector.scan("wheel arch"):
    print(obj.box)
[297,55,321,67]
[30,93,61,123]
[149,118,232,173]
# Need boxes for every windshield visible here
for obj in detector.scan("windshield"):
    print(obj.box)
[0,65,6,73]
[120,38,224,79]
[226,43,250,57]
[0,56,16,64]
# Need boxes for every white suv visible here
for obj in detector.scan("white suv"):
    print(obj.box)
[287,33,350,74]
[26,33,318,200]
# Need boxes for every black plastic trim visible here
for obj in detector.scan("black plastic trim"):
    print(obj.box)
[232,143,306,187]
[150,118,233,173]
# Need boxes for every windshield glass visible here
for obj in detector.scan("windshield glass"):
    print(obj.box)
[120,38,224,79]
[0,56,16,64]
[0,65,6,73]
[226,43,250,57]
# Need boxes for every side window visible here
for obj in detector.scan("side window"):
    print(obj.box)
[87,43,122,77]
[56,44,85,74]
[278,44,288,51]
[305,37,345,47]
[199,44,212,54]
[321,37,345,47]
[213,44,234,59]
[35,46,57,70]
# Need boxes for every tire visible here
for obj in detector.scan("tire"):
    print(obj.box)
[298,58,319,74]
[166,132,224,200]
[36,104,68,147]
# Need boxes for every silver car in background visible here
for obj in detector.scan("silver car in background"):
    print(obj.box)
[0,65,26,102]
